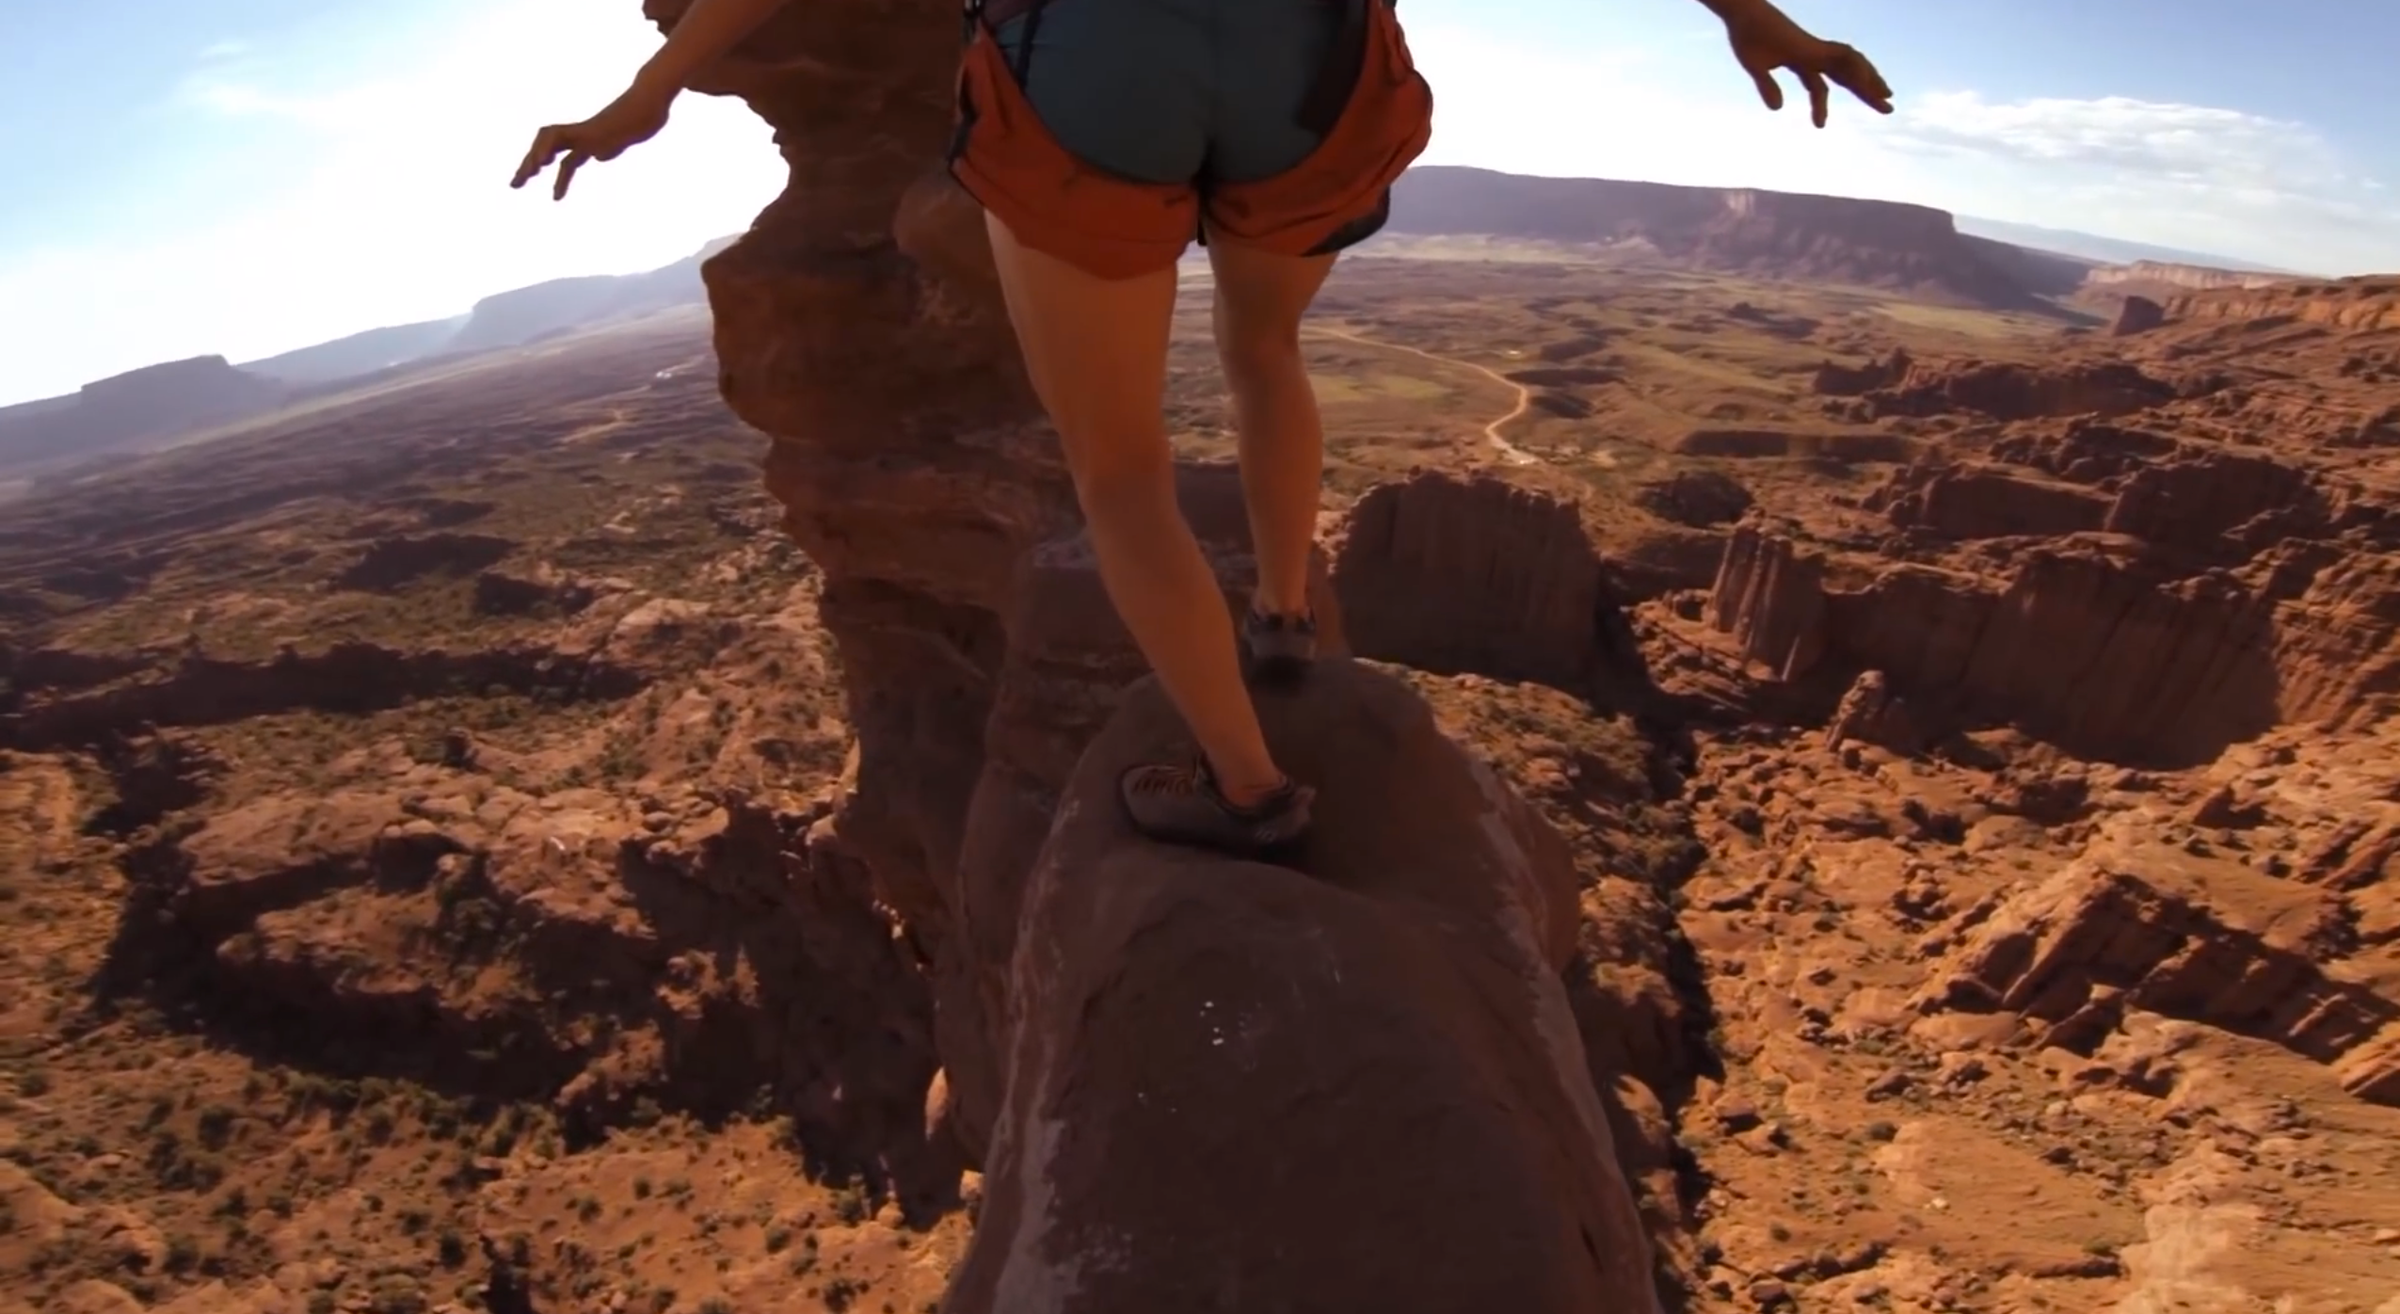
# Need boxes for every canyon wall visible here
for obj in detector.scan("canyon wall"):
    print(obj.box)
[1386,165,2041,307]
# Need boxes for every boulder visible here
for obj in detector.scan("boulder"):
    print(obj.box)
[2111,294,2166,336]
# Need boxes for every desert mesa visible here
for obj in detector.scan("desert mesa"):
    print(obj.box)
[4,8,2400,1314]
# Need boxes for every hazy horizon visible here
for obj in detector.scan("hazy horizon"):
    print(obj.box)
[3,0,2393,407]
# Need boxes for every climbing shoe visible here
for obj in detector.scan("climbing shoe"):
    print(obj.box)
[1240,607,1317,682]
[1119,757,1314,855]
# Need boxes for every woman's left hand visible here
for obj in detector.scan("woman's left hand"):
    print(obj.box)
[1720,0,1894,128]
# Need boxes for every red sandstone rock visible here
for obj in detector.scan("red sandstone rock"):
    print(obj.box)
[1823,670,1927,754]
[2111,295,2166,336]
[944,664,1657,1312]
[1708,522,1827,681]
[2334,1030,2400,1104]
[1987,416,2181,482]
[113,774,947,1177]
[1330,470,1622,694]
[1873,460,2111,540]
[1863,357,2177,422]
[2100,447,2328,561]
[1916,859,2400,1104]
[2163,275,2400,333]
[333,533,515,592]
[1811,346,1911,398]
[1699,515,2400,766]
[1635,468,1755,528]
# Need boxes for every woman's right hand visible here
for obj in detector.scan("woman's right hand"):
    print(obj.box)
[510,78,678,201]
[1717,0,1892,128]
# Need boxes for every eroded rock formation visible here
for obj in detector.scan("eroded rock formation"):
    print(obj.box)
[1857,357,2179,423]
[1703,375,2400,767]
[2083,261,2285,296]
[1916,831,2400,1107]
[1331,471,1631,695]
[2111,294,2166,336]
[652,0,1670,1303]
[2164,275,2400,333]
[1708,523,2288,765]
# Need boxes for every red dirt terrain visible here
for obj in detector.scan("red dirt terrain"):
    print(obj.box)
[7,7,2400,1314]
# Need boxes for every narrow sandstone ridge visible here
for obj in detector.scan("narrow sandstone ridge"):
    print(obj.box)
[946,666,1657,1313]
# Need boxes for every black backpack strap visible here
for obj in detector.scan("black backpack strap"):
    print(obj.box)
[964,0,1049,80]
[1009,0,1047,83]
[949,0,985,164]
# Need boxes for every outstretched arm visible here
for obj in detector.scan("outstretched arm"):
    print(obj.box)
[1685,0,1894,127]
[511,0,791,200]
[626,0,793,97]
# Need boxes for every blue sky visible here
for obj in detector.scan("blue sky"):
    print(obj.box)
[1,0,2393,405]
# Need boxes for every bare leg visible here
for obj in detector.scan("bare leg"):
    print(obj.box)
[1207,233,1337,619]
[983,212,1287,805]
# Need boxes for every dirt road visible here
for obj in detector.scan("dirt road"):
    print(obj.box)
[1307,325,1540,466]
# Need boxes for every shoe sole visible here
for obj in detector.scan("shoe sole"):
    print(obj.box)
[1240,620,1317,687]
[1118,772,1316,858]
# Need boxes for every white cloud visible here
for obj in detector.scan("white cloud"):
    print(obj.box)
[0,0,781,403]
[1402,19,2400,275]
[1881,92,2392,272]
[5,9,2394,405]
[1906,95,2276,168]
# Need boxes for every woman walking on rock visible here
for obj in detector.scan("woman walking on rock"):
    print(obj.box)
[513,0,1892,856]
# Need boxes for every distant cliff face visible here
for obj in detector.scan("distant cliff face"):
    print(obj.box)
[445,252,710,354]
[0,356,286,475]
[241,317,470,386]
[1384,166,2039,307]
[0,238,739,473]
[2085,261,2286,293]
[76,355,280,422]
[2163,275,2400,333]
